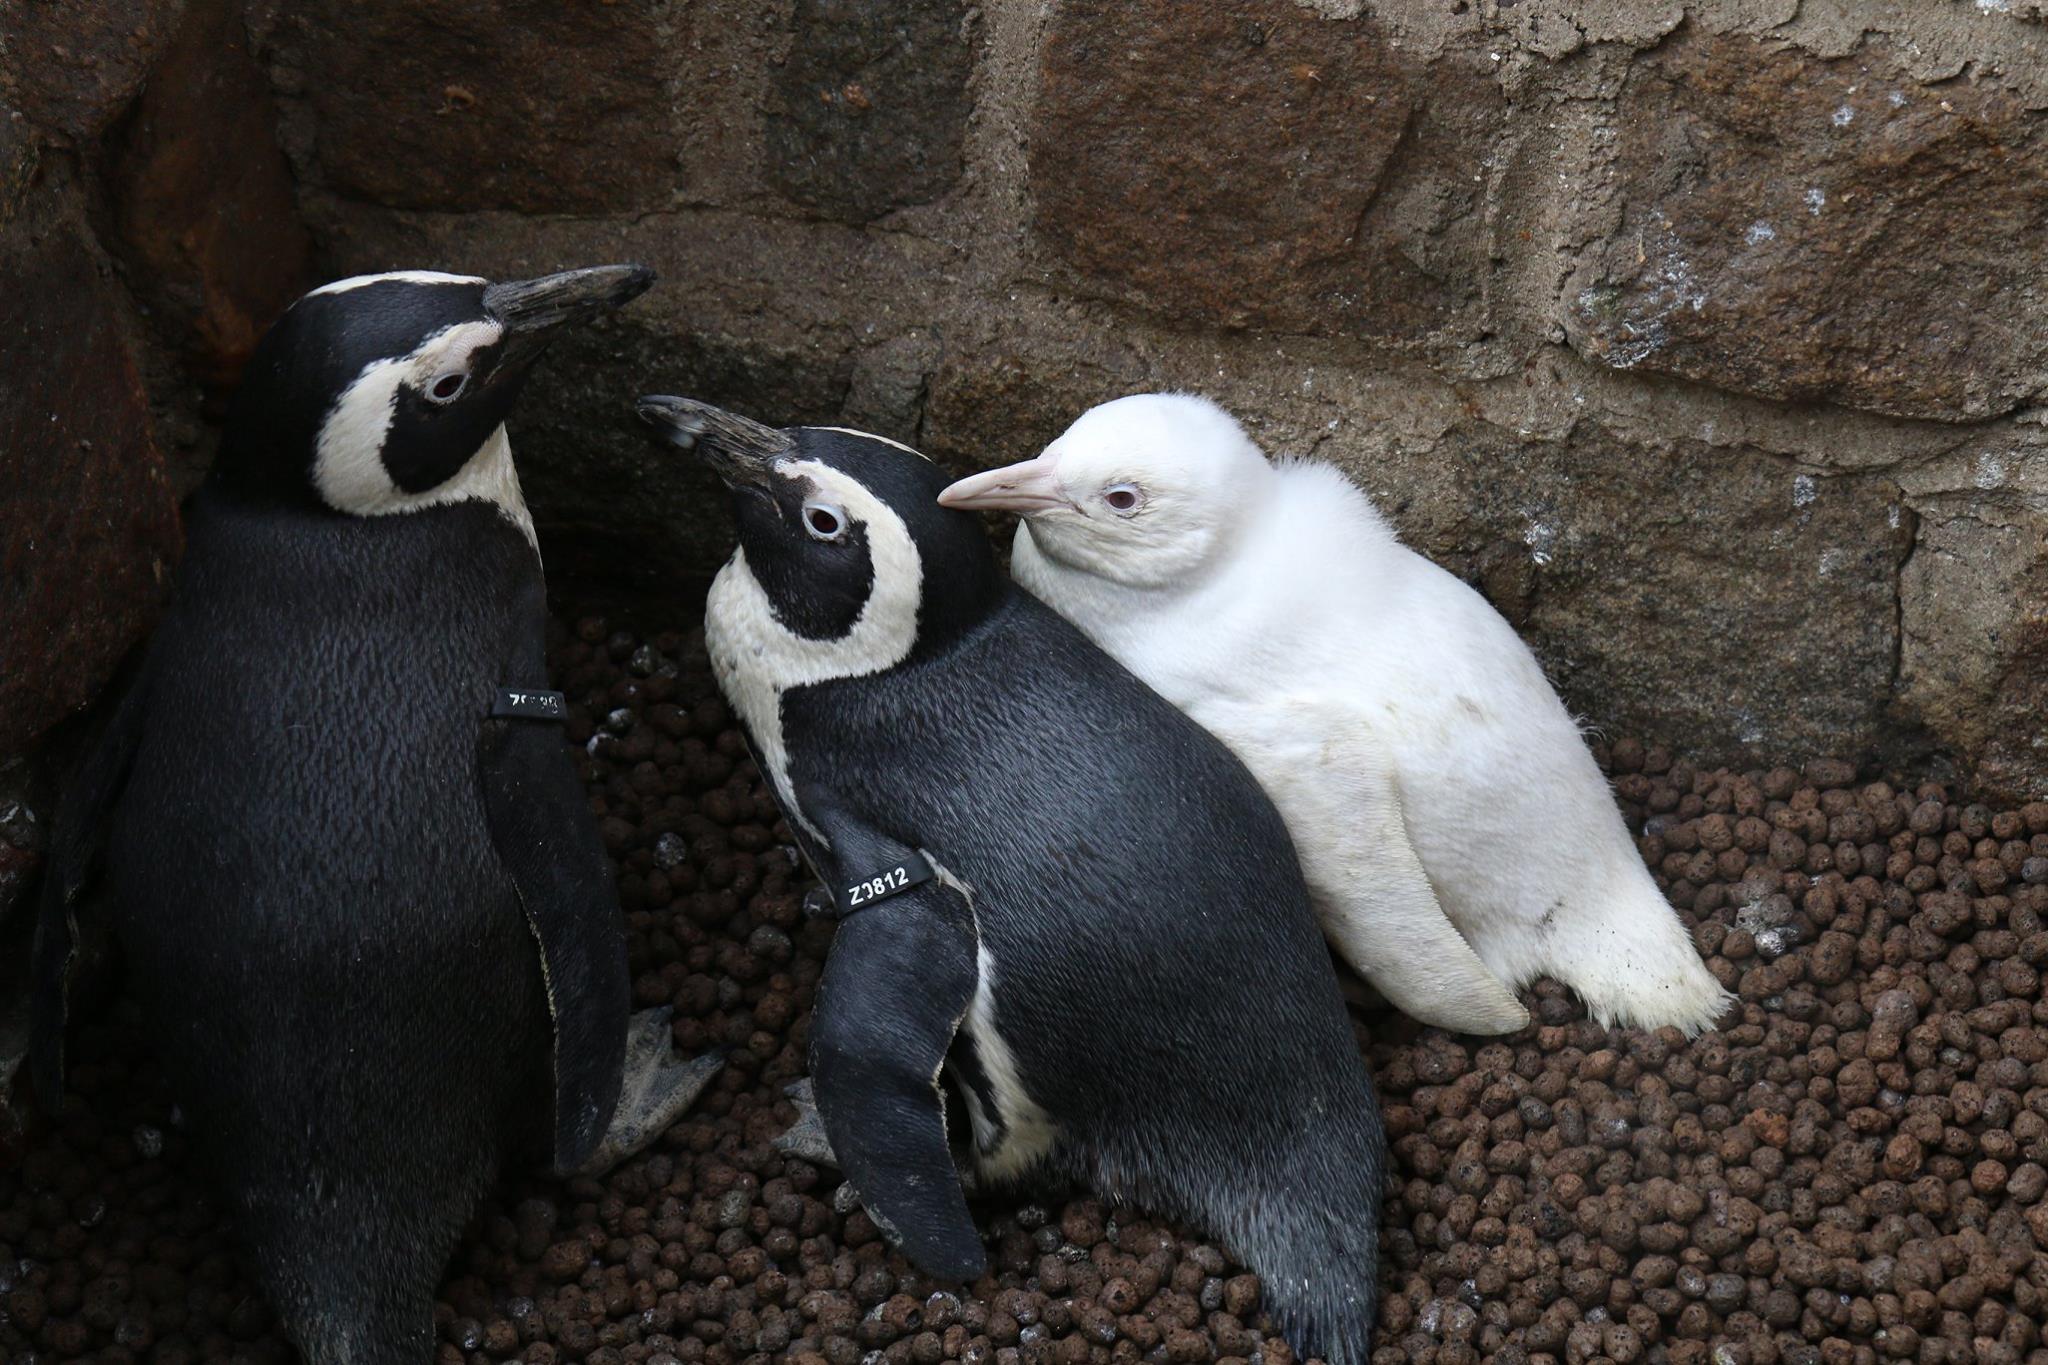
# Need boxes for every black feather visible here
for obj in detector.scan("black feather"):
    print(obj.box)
[39,484,623,1361]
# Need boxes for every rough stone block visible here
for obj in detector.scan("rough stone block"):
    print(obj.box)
[514,319,855,594]
[929,336,1912,767]
[1381,432,1914,764]
[0,221,181,753]
[105,0,311,388]
[1898,504,2048,802]
[921,334,1161,480]
[1566,30,2048,421]
[765,0,976,223]
[1031,0,1499,340]
[263,0,674,213]
[0,0,185,142]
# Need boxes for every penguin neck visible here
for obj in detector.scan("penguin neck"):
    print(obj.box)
[210,425,537,555]
[186,479,543,626]
[703,541,926,845]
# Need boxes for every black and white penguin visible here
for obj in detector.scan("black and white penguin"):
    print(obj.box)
[635,396,1388,1365]
[32,268,720,1364]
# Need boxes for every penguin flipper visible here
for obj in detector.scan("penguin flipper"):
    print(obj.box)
[1200,694,1528,1034]
[30,655,154,1104]
[479,713,631,1172]
[805,812,986,1282]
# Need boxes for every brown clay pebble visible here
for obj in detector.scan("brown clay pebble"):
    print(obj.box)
[9,614,2048,1365]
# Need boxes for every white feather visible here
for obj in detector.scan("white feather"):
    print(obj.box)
[804,426,932,461]
[703,459,924,842]
[305,270,487,297]
[1006,393,1731,1036]
[310,320,534,548]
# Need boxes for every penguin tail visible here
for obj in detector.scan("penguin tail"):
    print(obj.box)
[1226,1190,1381,1365]
[1093,1093,1386,1365]
[1540,867,1733,1037]
[225,1161,481,1365]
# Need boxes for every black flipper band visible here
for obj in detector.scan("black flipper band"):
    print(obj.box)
[838,852,935,915]
[492,687,567,721]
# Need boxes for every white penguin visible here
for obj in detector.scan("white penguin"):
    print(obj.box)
[938,393,1731,1037]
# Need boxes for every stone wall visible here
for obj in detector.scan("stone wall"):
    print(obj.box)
[3,0,2047,858]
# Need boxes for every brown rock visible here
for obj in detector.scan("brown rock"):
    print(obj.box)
[1566,30,2048,421]
[925,341,1911,764]
[1866,989,1919,1061]
[0,102,38,224]
[1896,504,2048,805]
[1031,0,1499,339]
[103,0,311,388]
[0,218,181,752]
[260,0,673,212]
[764,0,976,223]
[0,0,185,142]
[922,338,1151,481]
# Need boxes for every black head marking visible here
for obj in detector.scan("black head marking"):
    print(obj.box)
[639,398,1004,657]
[786,428,1004,652]
[734,481,876,641]
[213,276,498,507]
[212,267,653,516]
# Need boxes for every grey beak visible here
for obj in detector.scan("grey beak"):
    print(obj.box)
[634,395,794,489]
[484,264,655,339]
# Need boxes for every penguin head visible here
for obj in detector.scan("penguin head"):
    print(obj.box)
[636,397,1003,677]
[213,266,655,535]
[936,392,1273,590]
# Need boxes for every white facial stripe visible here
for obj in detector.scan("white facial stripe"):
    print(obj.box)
[315,422,535,548]
[310,319,532,547]
[305,270,488,298]
[703,459,924,840]
[805,426,933,462]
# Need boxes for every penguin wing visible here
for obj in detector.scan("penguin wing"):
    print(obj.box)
[479,609,630,1173]
[1194,692,1529,1033]
[31,655,155,1102]
[803,797,986,1281]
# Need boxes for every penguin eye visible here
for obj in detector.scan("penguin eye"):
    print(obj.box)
[1103,483,1143,515]
[426,372,469,404]
[802,501,847,542]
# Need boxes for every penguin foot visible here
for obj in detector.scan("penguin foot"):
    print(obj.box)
[577,1009,725,1175]
[773,1078,840,1166]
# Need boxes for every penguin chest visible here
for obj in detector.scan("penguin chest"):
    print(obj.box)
[704,556,820,843]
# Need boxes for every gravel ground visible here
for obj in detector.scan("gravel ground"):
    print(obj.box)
[3,611,2047,1365]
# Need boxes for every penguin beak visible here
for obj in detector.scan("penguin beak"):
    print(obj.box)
[484,264,656,363]
[634,394,789,492]
[936,455,1069,514]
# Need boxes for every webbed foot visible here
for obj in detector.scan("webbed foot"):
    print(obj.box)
[774,1078,839,1166]
[577,1009,724,1175]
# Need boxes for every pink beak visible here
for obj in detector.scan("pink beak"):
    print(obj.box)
[936,455,1069,514]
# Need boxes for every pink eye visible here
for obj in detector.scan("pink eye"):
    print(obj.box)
[428,373,468,402]
[1103,484,1142,513]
